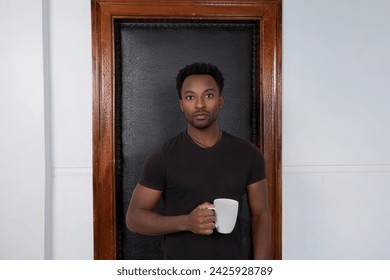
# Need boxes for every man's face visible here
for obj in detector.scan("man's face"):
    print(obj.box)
[179,74,224,130]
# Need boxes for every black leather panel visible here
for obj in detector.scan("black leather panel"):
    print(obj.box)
[115,20,259,259]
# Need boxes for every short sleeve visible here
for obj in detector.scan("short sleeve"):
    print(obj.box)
[247,145,266,185]
[138,149,166,191]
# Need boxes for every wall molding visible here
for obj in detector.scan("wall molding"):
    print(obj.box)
[283,165,390,174]
[52,167,92,177]
[92,0,282,259]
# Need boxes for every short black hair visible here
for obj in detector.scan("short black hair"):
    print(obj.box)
[176,62,224,99]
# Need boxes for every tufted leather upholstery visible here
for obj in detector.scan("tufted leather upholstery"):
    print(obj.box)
[115,20,259,259]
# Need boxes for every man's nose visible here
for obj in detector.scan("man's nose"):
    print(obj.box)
[195,97,206,108]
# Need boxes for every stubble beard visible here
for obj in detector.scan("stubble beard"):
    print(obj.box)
[188,113,218,130]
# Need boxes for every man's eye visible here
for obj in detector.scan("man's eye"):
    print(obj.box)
[206,93,214,98]
[185,96,194,100]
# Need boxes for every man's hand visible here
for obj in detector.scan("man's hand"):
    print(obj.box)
[187,202,215,235]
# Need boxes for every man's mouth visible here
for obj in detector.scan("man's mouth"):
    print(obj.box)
[193,112,209,120]
[193,111,209,117]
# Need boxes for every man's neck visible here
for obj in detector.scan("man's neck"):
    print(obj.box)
[187,123,222,148]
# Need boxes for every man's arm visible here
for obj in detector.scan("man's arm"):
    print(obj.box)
[126,184,215,235]
[247,179,271,259]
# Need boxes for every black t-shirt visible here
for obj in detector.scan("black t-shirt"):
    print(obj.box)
[139,130,266,259]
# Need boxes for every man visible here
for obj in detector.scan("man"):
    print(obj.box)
[126,62,271,259]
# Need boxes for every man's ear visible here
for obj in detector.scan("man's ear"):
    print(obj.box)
[219,95,225,108]
[178,99,184,112]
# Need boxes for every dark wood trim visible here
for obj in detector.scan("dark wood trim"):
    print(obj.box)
[92,0,282,260]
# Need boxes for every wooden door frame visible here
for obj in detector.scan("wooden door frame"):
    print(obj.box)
[92,0,282,259]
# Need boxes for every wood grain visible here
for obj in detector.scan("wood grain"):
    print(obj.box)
[92,0,282,260]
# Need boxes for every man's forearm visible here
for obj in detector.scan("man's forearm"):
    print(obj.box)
[126,202,215,236]
[251,212,272,259]
[126,208,189,235]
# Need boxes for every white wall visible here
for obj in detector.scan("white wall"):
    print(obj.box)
[48,0,93,260]
[0,0,47,259]
[1,0,389,260]
[283,0,390,259]
[0,0,92,259]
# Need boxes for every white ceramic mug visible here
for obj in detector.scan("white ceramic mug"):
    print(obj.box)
[210,198,239,234]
